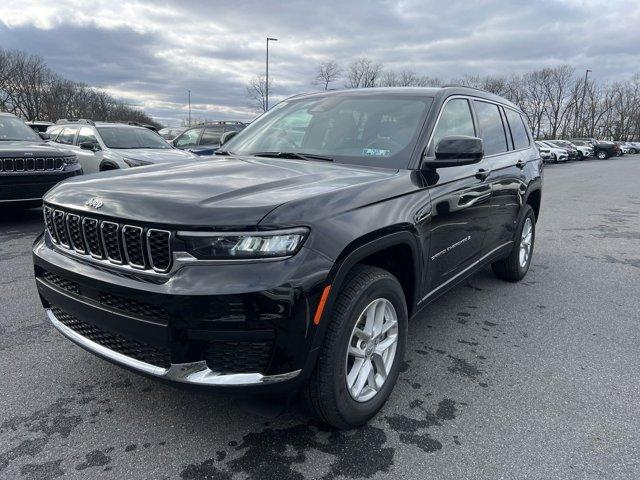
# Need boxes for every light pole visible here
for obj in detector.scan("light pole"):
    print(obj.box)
[188,90,191,126]
[578,69,591,136]
[265,37,278,111]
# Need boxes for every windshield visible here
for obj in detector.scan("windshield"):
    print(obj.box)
[223,94,433,168]
[96,126,171,149]
[0,116,41,141]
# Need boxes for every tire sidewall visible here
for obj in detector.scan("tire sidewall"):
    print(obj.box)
[331,276,407,425]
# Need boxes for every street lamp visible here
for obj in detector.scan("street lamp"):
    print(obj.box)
[188,89,191,127]
[266,37,278,111]
[578,69,592,136]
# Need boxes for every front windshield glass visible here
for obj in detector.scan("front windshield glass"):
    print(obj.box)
[0,116,41,141]
[96,126,171,149]
[224,94,433,168]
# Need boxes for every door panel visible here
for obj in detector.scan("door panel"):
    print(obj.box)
[424,163,491,294]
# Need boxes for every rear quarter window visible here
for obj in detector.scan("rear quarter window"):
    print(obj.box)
[504,108,530,150]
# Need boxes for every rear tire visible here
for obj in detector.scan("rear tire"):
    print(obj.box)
[302,265,407,429]
[492,205,536,282]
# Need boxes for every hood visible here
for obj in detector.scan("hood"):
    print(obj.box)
[115,148,196,163]
[0,140,73,157]
[44,156,399,228]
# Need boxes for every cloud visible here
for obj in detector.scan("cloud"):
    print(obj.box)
[1,0,639,125]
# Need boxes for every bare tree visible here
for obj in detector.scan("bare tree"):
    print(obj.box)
[314,61,341,90]
[245,75,271,113]
[345,57,382,88]
[0,48,160,126]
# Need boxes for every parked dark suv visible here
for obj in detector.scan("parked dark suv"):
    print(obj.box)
[32,87,542,428]
[0,112,81,207]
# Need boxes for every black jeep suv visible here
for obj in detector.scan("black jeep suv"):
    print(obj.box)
[32,87,542,428]
[1,112,81,207]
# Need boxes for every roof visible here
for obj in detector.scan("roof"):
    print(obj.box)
[285,86,521,112]
[0,112,17,117]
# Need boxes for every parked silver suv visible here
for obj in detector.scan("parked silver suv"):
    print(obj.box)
[47,120,197,174]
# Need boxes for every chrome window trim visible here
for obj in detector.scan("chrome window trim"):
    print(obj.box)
[100,221,123,265]
[122,225,146,269]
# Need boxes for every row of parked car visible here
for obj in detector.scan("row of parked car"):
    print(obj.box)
[0,113,249,206]
[535,138,640,163]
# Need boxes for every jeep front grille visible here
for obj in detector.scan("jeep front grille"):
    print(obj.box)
[0,157,69,172]
[44,206,173,273]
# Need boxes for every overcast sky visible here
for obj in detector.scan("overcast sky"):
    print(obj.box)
[1,0,639,126]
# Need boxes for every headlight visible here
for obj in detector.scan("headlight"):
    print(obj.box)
[123,157,153,167]
[180,228,309,259]
[63,155,78,165]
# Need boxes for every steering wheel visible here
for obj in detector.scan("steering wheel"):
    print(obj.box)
[270,128,297,150]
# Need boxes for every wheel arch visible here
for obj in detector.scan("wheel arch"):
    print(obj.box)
[524,186,542,222]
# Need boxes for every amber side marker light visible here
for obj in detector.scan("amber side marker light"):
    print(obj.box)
[313,285,332,325]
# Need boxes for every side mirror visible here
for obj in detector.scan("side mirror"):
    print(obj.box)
[80,141,100,152]
[39,132,51,140]
[422,135,484,169]
[220,130,239,145]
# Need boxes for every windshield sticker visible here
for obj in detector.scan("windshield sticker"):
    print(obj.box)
[362,148,391,157]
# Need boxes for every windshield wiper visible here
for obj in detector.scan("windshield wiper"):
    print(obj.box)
[251,151,334,162]
[214,150,233,156]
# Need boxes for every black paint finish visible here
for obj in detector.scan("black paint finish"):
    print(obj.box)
[31,87,542,392]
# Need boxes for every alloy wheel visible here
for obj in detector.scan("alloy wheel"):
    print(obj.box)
[345,298,399,402]
[519,217,533,268]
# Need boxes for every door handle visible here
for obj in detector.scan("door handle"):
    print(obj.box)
[516,159,526,169]
[475,168,491,181]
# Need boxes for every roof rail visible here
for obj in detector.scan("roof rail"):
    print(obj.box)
[56,118,95,125]
[126,121,159,131]
[442,84,488,92]
[191,120,247,127]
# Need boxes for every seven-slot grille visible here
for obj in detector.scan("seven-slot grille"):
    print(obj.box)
[43,206,172,273]
[0,157,70,172]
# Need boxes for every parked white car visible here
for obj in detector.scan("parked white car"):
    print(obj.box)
[551,139,592,159]
[569,140,595,158]
[536,141,569,162]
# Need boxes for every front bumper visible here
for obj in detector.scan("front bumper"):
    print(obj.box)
[33,232,333,391]
[47,308,301,386]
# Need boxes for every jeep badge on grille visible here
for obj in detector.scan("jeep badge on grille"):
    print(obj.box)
[85,198,103,209]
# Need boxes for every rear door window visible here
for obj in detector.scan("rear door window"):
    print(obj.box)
[473,101,508,156]
[504,108,530,150]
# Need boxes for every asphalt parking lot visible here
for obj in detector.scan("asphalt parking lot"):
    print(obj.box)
[1,156,640,480]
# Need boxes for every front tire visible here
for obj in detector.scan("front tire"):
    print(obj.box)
[303,265,407,429]
[492,205,536,282]
[596,150,607,160]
